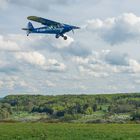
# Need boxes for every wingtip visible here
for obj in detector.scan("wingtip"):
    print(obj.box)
[27,16,38,20]
[27,16,33,20]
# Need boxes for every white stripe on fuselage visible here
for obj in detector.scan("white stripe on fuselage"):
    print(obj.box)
[36,27,64,33]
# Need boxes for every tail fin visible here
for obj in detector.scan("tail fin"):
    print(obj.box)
[28,22,34,30]
[22,22,34,36]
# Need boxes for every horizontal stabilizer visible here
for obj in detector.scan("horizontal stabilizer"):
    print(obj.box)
[22,28,28,31]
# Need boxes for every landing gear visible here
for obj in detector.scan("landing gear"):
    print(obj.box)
[63,36,67,40]
[55,34,67,40]
[55,34,60,39]
[27,31,30,36]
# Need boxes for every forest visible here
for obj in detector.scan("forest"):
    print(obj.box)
[0,93,140,123]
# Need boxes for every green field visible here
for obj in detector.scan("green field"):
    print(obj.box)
[0,123,140,140]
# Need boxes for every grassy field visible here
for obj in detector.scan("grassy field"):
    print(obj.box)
[0,123,140,140]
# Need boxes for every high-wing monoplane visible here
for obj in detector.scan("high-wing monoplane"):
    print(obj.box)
[22,16,80,40]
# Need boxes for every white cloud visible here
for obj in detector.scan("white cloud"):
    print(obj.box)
[14,51,66,72]
[86,13,140,45]
[73,50,140,77]
[49,36,74,49]
[15,51,46,66]
[46,80,56,87]
[0,76,18,89]
[0,35,20,51]
[128,59,140,73]
[43,59,66,72]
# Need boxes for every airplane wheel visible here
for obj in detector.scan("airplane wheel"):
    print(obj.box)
[55,35,59,39]
[64,36,67,40]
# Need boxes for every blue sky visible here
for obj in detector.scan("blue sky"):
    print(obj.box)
[0,0,140,96]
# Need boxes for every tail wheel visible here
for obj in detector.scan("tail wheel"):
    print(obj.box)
[63,36,67,40]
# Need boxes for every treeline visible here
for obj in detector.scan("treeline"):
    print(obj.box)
[0,93,140,122]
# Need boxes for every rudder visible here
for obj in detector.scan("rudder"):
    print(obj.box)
[28,22,34,30]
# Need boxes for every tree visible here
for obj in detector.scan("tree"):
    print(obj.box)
[131,110,140,121]
[85,107,93,115]
[108,104,134,114]
[55,111,65,117]
[92,104,97,112]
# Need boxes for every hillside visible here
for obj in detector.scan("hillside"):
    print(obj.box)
[0,93,140,123]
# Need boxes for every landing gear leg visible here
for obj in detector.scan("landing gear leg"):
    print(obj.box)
[55,35,60,39]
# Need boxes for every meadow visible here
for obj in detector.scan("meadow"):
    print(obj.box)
[0,123,140,140]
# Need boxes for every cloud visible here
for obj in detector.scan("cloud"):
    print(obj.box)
[0,0,8,10]
[73,50,140,77]
[26,34,91,57]
[0,0,78,11]
[0,57,20,74]
[128,59,140,73]
[15,51,46,66]
[14,51,66,73]
[0,64,19,74]
[62,42,91,57]
[43,59,66,72]
[0,75,35,91]
[46,80,56,87]
[86,13,140,45]
[38,36,91,57]
[0,35,20,51]
[104,51,129,66]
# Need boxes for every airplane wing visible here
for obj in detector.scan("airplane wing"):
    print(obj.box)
[27,16,62,27]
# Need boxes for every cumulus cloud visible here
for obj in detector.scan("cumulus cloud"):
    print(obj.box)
[14,51,66,72]
[0,34,75,54]
[104,51,129,66]
[15,52,46,66]
[0,75,36,91]
[73,50,140,77]
[86,13,140,45]
[0,35,20,51]
[21,34,91,57]
[62,42,91,57]
[0,34,42,52]
[43,59,66,72]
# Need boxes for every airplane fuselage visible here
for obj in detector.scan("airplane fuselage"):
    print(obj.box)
[31,25,72,35]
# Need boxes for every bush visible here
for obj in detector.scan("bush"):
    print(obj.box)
[131,110,140,121]
[109,104,134,114]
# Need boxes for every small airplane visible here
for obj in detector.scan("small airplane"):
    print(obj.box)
[22,16,80,40]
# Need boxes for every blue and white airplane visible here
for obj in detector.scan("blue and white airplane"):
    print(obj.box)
[22,16,80,40]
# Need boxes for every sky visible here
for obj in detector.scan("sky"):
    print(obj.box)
[1,0,140,96]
